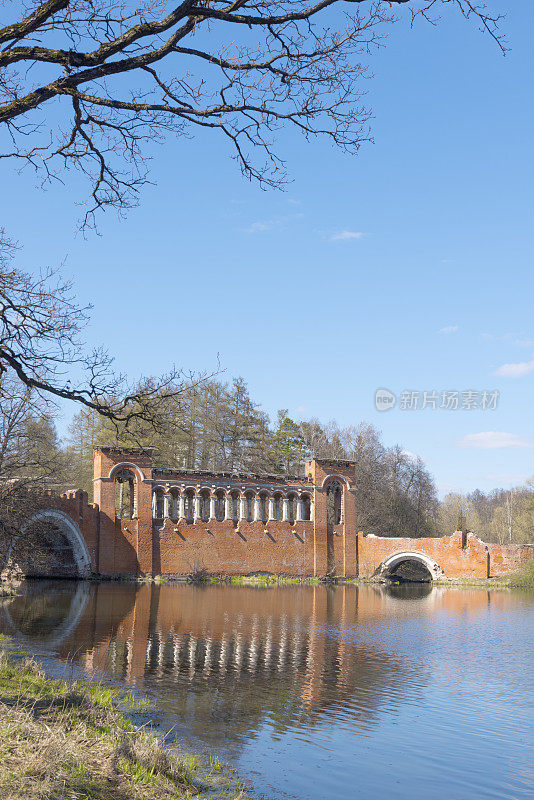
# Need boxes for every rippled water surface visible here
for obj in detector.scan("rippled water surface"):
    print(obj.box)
[1,581,533,799]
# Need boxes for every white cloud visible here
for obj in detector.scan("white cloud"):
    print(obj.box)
[330,230,365,242]
[243,213,303,234]
[438,325,459,334]
[456,432,534,450]
[494,359,534,378]
[245,220,273,233]
[480,333,534,347]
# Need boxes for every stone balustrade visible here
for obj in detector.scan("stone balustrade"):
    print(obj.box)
[151,485,313,523]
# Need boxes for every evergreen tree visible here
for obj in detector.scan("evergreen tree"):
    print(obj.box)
[270,411,306,474]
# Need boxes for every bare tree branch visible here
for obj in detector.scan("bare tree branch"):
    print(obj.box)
[0,0,505,228]
[0,228,218,429]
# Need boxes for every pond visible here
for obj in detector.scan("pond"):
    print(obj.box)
[1,581,533,800]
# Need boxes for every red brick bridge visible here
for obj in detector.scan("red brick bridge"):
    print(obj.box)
[6,448,529,581]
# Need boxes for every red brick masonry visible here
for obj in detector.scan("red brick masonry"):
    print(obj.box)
[28,448,532,580]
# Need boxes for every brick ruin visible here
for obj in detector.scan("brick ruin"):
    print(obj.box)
[93,447,354,578]
[4,447,531,580]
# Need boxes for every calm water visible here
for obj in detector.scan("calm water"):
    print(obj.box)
[1,581,533,800]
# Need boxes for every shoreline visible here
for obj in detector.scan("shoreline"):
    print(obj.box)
[0,644,257,800]
[87,572,532,591]
[3,566,533,595]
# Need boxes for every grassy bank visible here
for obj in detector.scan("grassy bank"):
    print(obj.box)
[507,559,534,590]
[209,574,520,589]
[211,574,322,587]
[96,570,534,591]
[0,649,253,800]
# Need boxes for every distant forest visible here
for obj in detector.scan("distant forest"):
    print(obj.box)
[2,374,533,544]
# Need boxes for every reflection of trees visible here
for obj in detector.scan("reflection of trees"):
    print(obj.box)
[1,581,423,755]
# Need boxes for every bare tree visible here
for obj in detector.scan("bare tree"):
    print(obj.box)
[0,372,67,572]
[0,0,504,227]
[0,228,214,428]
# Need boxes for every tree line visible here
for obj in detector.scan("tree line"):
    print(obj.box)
[439,486,534,546]
[5,369,531,543]
[66,376,442,542]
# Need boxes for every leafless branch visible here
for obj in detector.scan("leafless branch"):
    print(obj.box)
[0,0,505,228]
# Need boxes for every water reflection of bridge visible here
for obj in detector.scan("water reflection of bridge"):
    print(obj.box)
[0,583,513,748]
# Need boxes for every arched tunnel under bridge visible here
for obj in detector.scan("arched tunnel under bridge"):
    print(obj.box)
[375,552,446,584]
[5,510,92,579]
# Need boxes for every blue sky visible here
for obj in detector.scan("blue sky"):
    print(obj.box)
[2,1,533,496]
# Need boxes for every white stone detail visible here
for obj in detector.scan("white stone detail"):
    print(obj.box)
[377,551,446,581]
[15,509,92,578]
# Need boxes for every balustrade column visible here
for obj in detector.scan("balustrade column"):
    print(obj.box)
[163,494,170,519]
[282,498,290,522]
[131,484,137,518]
[225,495,233,520]
[194,494,202,520]
[208,495,216,520]
[296,498,303,522]
[178,495,186,520]
[268,497,275,521]
[240,496,247,521]
[117,481,124,519]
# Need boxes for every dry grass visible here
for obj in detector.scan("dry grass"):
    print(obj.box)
[508,558,534,590]
[0,650,248,799]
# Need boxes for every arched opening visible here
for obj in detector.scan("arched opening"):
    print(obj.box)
[386,559,433,583]
[273,493,282,521]
[378,552,444,584]
[200,490,210,522]
[7,510,91,578]
[324,480,343,578]
[230,491,240,522]
[326,481,342,526]
[184,489,195,522]
[259,493,268,524]
[288,493,297,525]
[169,489,180,521]
[115,468,136,520]
[245,492,254,522]
[152,487,165,520]
[215,490,226,521]
[301,494,311,522]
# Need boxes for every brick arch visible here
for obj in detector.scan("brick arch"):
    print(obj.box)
[9,509,92,578]
[108,461,146,482]
[321,473,351,489]
[376,551,445,581]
